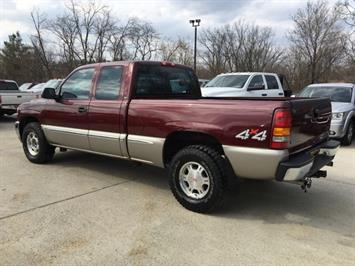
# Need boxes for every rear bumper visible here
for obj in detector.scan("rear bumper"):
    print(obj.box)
[275,140,340,181]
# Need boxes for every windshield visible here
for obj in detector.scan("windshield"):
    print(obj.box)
[205,75,250,88]
[300,86,353,103]
[44,79,62,89]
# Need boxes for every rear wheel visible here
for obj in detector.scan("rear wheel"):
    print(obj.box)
[341,121,354,146]
[22,122,55,163]
[168,145,226,213]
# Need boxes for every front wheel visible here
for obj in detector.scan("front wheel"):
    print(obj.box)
[168,145,226,213]
[341,121,354,146]
[22,122,55,163]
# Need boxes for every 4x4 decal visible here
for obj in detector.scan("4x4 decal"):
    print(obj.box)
[235,129,267,141]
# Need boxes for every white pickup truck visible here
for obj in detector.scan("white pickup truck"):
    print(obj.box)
[0,80,38,117]
[201,72,292,97]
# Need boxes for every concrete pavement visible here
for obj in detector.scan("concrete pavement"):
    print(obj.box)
[1,115,355,265]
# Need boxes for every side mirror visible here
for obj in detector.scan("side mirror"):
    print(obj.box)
[41,87,58,100]
[247,84,265,91]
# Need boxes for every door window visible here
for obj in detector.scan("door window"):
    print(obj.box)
[60,68,95,99]
[248,75,265,89]
[95,66,123,100]
[265,75,279,90]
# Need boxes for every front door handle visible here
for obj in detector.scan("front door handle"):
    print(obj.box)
[262,93,267,96]
[78,106,88,113]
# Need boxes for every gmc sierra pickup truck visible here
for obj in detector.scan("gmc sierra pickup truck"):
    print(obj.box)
[15,61,339,212]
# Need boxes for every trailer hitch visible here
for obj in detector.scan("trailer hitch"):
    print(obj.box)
[301,177,312,192]
[300,170,327,192]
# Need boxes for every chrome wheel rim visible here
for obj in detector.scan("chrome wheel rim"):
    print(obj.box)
[26,131,40,156]
[179,162,211,199]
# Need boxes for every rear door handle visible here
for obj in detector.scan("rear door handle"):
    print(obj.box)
[262,93,267,96]
[278,93,284,96]
[17,95,22,98]
[78,106,88,113]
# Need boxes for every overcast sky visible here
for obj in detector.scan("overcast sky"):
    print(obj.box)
[0,0,339,47]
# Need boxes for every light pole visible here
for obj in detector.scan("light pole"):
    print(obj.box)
[189,19,201,72]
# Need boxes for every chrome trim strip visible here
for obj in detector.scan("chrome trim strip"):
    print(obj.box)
[88,130,120,139]
[128,135,155,144]
[53,144,129,159]
[42,124,88,135]
[283,162,313,181]
[127,134,165,167]
[319,146,339,157]
[223,145,289,179]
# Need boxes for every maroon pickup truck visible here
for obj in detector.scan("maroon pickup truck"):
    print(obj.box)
[15,61,339,212]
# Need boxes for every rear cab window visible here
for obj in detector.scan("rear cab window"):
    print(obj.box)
[133,64,200,98]
[265,75,279,90]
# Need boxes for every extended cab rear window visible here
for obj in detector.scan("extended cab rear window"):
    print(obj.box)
[133,64,200,98]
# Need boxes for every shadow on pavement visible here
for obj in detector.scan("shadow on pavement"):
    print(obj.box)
[50,149,355,237]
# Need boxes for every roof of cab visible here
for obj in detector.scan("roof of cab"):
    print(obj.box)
[75,61,190,69]
[217,72,279,76]
[307,83,354,88]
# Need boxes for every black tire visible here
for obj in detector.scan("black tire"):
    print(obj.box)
[168,145,226,213]
[341,121,354,146]
[22,122,55,163]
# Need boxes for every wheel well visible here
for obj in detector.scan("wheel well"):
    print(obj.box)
[19,117,39,138]
[163,131,224,166]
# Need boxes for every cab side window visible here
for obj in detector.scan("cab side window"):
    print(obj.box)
[61,68,95,99]
[248,75,265,89]
[95,66,123,100]
[265,75,279,90]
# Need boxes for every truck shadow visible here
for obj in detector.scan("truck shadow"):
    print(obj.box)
[0,115,17,124]
[52,150,355,237]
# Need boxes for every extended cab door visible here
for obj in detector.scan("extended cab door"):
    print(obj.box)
[41,67,96,150]
[87,65,125,156]
[265,74,284,97]
[246,74,267,97]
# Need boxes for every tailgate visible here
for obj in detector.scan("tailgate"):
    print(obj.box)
[289,97,331,153]
[0,92,35,105]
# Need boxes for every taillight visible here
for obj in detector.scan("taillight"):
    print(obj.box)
[271,108,292,149]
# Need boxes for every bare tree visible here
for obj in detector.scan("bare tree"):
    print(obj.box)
[199,21,282,76]
[158,38,193,65]
[109,18,135,61]
[129,19,159,60]
[30,9,52,78]
[288,1,347,83]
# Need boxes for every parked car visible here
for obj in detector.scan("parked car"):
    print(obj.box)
[15,61,339,212]
[27,80,62,98]
[28,83,45,94]
[299,83,355,145]
[0,79,38,117]
[202,72,287,97]
[19,82,37,91]
[198,79,210,87]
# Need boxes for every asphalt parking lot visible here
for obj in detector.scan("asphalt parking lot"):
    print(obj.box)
[1,115,355,265]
